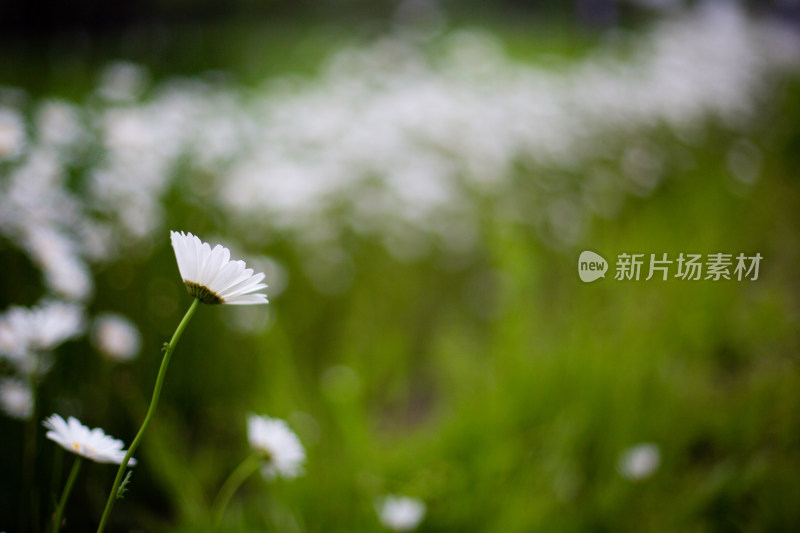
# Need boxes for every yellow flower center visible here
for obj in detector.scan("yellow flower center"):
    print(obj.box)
[71,442,98,454]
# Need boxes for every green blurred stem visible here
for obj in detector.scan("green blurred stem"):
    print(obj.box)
[52,457,82,533]
[21,364,39,532]
[96,298,200,533]
[50,446,64,513]
[211,453,264,527]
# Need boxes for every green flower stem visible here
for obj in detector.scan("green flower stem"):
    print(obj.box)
[50,446,64,511]
[211,452,264,527]
[97,297,200,533]
[20,366,39,532]
[52,457,82,533]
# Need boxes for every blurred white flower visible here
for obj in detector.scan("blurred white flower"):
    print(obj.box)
[43,414,137,465]
[0,301,85,368]
[247,414,305,480]
[0,4,792,304]
[35,100,84,149]
[0,379,34,420]
[0,107,26,161]
[170,231,268,305]
[0,143,96,299]
[0,315,23,360]
[91,313,141,362]
[97,61,150,103]
[25,226,93,301]
[617,442,661,481]
[0,4,787,277]
[377,495,426,531]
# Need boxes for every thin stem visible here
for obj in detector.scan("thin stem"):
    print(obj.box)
[50,446,64,513]
[211,453,264,527]
[96,298,200,533]
[20,366,39,532]
[52,457,82,533]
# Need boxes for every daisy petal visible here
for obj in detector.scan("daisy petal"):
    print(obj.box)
[225,294,270,305]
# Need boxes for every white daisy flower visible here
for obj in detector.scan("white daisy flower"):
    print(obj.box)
[0,301,85,370]
[617,442,661,481]
[0,107,26,161]
[35,100,84,149]
[170,231,268,305]
[24,226,94,301]
[247,414,305,480]
[97,61,149,103]
[91,312,141,362]
[377,495,426,531]
[43,414,137,465]
[0,378,34,420]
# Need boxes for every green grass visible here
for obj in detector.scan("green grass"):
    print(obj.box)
[80,133,797,532]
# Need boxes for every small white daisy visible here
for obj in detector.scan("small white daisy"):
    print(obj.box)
[0,378,34,420]
[97,61,149,103]
[35,100,84,149]
[92,312,141,362]
[43,414,137,465]
[170,231,268,305]
[377,495,426,531]
[0,107,26,161]
[0,301,85,370]
[617,442,660,481]
[247,414,305,480]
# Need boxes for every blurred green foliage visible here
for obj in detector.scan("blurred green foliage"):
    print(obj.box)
[2,16,800,533]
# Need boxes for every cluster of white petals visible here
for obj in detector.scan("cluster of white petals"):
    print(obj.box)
[0,378,34,420]
[91,312,142,362]
[0,107,26,161]
[377,495,426,531]
[0,6,792,298]
[247,414,305,479]
[0,301,85,370]
[170,231,268,305]
[0,301,86,423]
[617,442,661,481]
[43,414,136,465]
[35,100,85,150]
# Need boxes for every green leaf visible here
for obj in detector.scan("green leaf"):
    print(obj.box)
[116,470,133,500]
